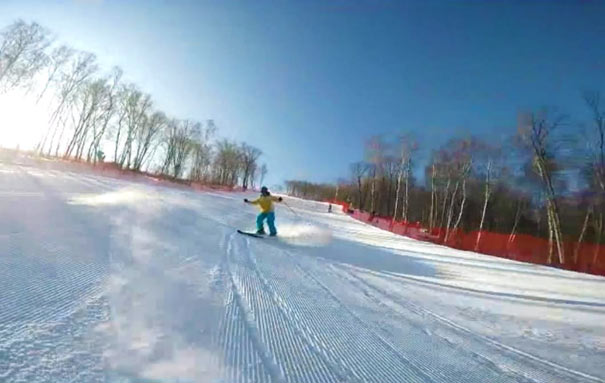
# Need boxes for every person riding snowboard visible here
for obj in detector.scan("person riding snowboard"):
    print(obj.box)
[244,186,283,236]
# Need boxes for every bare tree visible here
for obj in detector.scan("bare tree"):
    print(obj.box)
[131,110,167,170]
[213,139,241,186]
[161,119,198,178]
[393,134,418,222]
[381,155,399,216]
[474,141,502,250]
[63,77,108,159]
[432,156,453,231]
[507,199,524,248]
[0,20,50,91]
[584,92,605,193]
[86,67,122,163]
[574,205,592,263]
[365,136,386,213]
[49,51,98,124]
[35,45,73,103]
[432,139,473,242]
[350,161,367,210]
[259,163,268,187]
[117,84,152,168]
[190,120,216,182]
[39,51,98,155]
[240,143,262,190]
[518,110,567,264]
[582,92,605,265]
[249,162,258,189]
[428,163,437,229]
[112,84,129,162]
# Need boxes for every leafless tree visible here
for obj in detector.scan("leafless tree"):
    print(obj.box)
[350,161,367,210]
[0,20,50,92]
[131,110,167,170]
[35,45,73,103]
[240,143,262,190]
[86,67,122,163]
[49,51,98,124]
[507,199,524,247]
[518,110,567,264]
[161,119,199,178]
[582,92,605,263]
[63,77,108,159]
[213,139,242,186]
[365,136,386,213]
[382,156,399,216]
[39,51,98,155]
[393,134,418,222]
[428,163,437,229]
[584,92,605,193]
[474,141,502,250]
[190,120,216,182]
[259,163,268,188]
[116,84,152,168]
[430,138,473,242]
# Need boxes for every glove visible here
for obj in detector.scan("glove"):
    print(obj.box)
[278,197,283,202]
[244,198,249,203]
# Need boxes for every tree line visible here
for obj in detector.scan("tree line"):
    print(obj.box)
[0,20,267,188]
[287,99,605,266]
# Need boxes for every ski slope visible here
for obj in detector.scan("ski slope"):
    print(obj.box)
[1,159,604,383]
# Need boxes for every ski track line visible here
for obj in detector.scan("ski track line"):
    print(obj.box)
[334,262,605,383]
[0,277,108,382]
[248,239,438,383]
[0,269,106,346]
[220,288,266,383]
[338,264,602,382]
[276,247,437,383]
[224,232,285,383]
[238,237,349,383]
[376,267,605,310]
[1,167,111,375]
[0,248,107,336]
[320,261,545,383]
[243,238,367,383]
[297,256,525,383]
[232,234,342,383]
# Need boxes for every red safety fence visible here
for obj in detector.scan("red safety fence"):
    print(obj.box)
[28,156,249,193]
[90,162,248,192]
[327,200,605,277]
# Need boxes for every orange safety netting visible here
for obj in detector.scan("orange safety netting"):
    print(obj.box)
[326,200,605,276]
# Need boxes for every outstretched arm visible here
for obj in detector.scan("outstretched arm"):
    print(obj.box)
[272,196,283,202]
[244,197,260,205]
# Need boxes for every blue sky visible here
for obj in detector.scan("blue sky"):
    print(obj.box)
[1,0,604,187]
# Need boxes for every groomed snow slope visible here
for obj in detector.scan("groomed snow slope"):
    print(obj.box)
[1,160,604,383]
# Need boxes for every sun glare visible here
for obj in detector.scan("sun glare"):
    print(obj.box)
[0,91,50,150]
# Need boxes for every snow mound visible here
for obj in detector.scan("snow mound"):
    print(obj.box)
[278,223,332,247]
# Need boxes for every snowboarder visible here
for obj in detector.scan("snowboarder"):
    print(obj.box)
[244,186,283,236]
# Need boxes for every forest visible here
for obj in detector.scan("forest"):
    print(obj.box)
[0,20,267,189]
[286,101,605,266]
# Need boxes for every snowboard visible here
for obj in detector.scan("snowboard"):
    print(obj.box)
[237,230,278,239]
[237,229,265,238]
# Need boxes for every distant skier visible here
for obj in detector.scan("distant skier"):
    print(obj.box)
[328,203,332,213]
[244,186,283,236]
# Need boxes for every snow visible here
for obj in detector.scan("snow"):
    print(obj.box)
[1,159,604,383]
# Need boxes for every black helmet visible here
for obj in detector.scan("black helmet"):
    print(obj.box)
[260,186,269,195]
